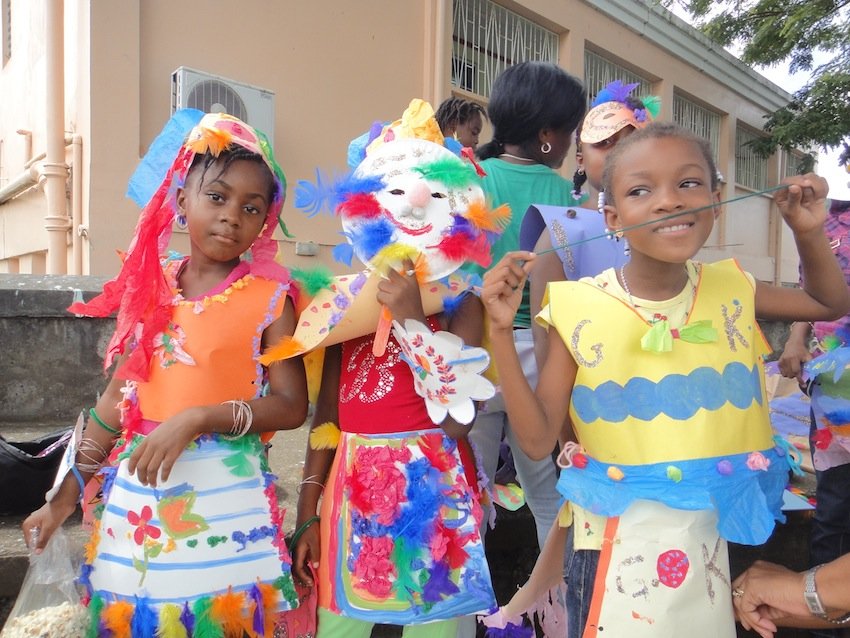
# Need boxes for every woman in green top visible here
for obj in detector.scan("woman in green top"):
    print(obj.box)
[467,61,586,553]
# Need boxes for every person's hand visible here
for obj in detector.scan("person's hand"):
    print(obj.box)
[22,499,76,554]
[777,339,812,383]
[732,560,809,638]
[482,251,534,331]
[292,518,320,586]
[376,259,425,323]
[127,407,202,486]
[775,174,829,238]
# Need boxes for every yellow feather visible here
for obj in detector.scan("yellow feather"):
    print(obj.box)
[372,244,420,273]
[102,600,134,638]
[157,604,189,638]
[258,336,306,366]
[304,349,325,405]
[465,201,511,232]
[310,421,341,450]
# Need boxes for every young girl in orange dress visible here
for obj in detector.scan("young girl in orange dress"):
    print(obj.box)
[24,112,308,637]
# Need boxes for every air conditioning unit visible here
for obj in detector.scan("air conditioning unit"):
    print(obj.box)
[171,66,275,141]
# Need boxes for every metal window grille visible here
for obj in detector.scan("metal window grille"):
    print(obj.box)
[673,92,721,157]
[735,127,768,190]
[451,0,559,98]
[783,149,807,177]
[583,50,652,102]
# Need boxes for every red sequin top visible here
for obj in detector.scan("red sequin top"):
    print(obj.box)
[338,316,441,434]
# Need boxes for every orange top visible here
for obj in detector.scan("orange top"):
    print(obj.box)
[136,260,290,423]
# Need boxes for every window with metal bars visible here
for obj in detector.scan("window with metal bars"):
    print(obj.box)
[783,149,808,177]
[735,126,769,190]
[672,92,721,157]
[583,50,652,103]
[451,0,558,98]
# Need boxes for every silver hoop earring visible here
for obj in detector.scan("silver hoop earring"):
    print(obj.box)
[175,213,188,229]
[541,142,552,154]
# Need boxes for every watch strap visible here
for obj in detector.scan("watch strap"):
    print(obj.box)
[804,565,828,618]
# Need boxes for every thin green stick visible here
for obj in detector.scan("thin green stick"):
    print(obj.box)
[536,183,789,256]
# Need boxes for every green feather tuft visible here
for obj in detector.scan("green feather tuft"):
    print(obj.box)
[87,594,104,638]
[290,265,335,297]
[642,95,662,120]
[191,596,223,638]
[412,157,479,189]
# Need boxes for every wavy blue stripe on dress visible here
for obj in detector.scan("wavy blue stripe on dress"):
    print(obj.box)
[102,504,269,525]
[95,549,279,570]
[111,476,263,496]
[572,361,763,423]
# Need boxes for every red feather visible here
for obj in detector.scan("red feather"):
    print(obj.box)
[337,193,385,219]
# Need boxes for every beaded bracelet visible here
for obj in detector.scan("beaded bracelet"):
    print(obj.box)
[290,516,320,547]
[89,408,121,436]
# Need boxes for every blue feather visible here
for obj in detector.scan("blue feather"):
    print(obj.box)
[180,601,195,636]
[349,218,394,261]
[332,242,355,266]
[334,173,385,201]
[441,293,465,319]
[131,597,158,638]
[591,80,639,107]
[294,169,337,217]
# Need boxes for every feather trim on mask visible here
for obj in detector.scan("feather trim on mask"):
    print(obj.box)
[371,243,421,275]
[592,80,639,107]
[412,157,479,189]
[290,265,334,297]
[348,218,395,261]
[337,192,385,219]
[464,201,511,233]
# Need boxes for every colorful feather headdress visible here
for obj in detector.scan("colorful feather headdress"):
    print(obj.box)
[580,80,661,145]
[69,111,290,382]
[294,98,507,279]
[261,99,509,365]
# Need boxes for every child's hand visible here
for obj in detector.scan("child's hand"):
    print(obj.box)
[128,408,202,486]
[775,173,829,237]
[292,519,320,586]
[482,251,534,331]
[22,499,76,554]
[376,259,425,322]
[777,339,811,383]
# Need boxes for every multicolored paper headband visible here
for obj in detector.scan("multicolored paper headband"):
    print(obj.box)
[580,80,661,145]
[69,111,289,382]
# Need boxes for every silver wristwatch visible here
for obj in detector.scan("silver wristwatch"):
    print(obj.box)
[804,565,827,618]
[804,565,850,625]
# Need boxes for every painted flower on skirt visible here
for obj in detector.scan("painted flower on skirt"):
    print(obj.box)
[353,535,396,598]
[349,446,412,525]
[127,505,162,545]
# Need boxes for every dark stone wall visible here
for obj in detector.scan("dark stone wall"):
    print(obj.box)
[0,275,113,427]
